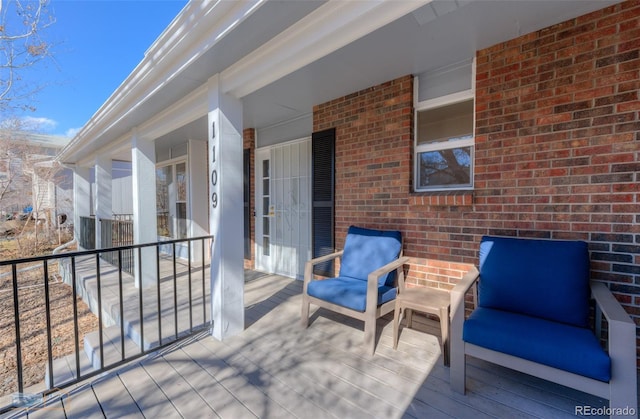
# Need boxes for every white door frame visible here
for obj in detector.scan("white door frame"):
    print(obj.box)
[255,147,272,273]
[255,137,311,279]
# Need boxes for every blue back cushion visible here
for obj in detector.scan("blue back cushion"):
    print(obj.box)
[479,236,590,328]
[339,226,402,286]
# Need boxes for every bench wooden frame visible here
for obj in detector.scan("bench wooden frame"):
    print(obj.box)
[450,267,638,418]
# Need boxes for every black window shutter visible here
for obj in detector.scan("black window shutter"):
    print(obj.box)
[243,149,251,259]
[312,128,335,277]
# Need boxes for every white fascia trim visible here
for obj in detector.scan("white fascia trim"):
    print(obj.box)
[59,0,266,163]
[76,86,208,167]
[221,0,433,98]
[138,87,208,141]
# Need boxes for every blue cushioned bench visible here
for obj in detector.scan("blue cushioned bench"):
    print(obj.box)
[301,226,408,355]
[450,236,637,418]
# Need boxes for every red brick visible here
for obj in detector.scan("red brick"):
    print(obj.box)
[306,1,640,367]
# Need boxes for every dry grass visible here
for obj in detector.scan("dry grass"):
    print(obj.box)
[0,231,98,397]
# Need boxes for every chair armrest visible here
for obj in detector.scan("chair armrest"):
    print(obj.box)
[365,256,410,313]
[309,250,344,267]
[367,256,410,284]
[591,281,635,349]
[590,281,637,411]
[303,250,344,290]
[591,281,635,326]
[450,266,480,330]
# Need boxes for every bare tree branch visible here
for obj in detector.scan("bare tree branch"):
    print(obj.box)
[0,0,56,113]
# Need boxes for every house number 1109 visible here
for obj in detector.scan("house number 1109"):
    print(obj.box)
[211,140,218,209]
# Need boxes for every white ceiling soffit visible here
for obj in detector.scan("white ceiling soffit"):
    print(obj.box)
[241,0,617,129]
[60,0,433,164]
[61,0,619,165]
[220,0,434,98]
[412,0,470,26]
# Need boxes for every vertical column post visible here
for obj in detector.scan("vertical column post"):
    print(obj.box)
[73,166,91,249]
[188,139,208,264]
[94,155,112,249]
[132,131,158,288]
[208,74,244,340]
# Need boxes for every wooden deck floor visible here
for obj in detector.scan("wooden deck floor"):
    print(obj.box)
[6,273,625,418]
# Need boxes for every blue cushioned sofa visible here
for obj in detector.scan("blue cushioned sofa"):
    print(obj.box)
[450,236,637,418]
[301,226,408,355]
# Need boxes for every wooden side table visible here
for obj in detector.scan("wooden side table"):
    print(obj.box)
[392,286,451,366]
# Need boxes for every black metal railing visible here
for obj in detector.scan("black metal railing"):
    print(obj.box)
[0,235,212,414]
[100,218,134,275]
[78,216,95,249]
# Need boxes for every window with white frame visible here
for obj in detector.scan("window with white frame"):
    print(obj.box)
[156,159,189,239]
[414,96,474,191]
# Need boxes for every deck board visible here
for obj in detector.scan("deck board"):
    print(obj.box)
[182,339,294,418]
[139,353,218,418]
[62,384,105,419]
[25,397,66,419]
[91,374,143,419]
[161,347,247,418]
[222,351,335,419]
[116,361,181,419]
[215,335,372,418]
[6,272,631,419]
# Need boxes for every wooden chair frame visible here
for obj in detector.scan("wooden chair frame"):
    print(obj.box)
[450,267,638,418]
[301,250,409,355]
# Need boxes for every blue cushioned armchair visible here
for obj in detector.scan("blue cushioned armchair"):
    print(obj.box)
[301,226,408,355]
[451,236,637,417]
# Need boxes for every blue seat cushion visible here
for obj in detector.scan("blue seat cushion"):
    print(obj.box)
[479,236,590,328]
[340,226,402,287]
[307,277,397,312]
[463,307,611,382]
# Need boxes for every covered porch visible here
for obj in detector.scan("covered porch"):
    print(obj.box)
[49,0,640,416]
[8,272,618,419]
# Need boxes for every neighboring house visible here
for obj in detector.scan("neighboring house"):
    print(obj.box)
[0,130,73,228]
[30,159,73,228]
[57,0,640,360]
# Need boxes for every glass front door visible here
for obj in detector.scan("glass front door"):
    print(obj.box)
[255,148,272,272]
[255,140,311,279]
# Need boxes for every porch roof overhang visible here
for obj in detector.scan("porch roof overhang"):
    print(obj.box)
[57,0,617,166]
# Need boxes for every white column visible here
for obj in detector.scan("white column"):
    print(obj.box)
[94,155,112,249]
[72,166,91,249]
[131,131,158,287]
[208,74,244,340]
[188,139,208,264]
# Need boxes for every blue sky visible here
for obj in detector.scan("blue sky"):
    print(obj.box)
[14,0,187,138]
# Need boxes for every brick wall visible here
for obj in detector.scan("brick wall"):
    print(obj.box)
[243,128,255,269]
[313,75,475,288]
[475,0,640,357]
[313,1,639,362]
